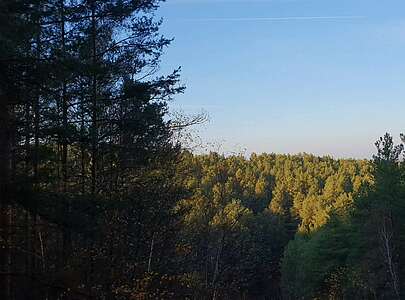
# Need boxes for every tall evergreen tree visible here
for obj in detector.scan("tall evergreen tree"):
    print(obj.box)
[0,1,185,298]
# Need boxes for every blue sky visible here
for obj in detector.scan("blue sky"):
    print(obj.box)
[156,0,405,158]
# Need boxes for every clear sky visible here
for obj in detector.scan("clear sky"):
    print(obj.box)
[156,0,405,158]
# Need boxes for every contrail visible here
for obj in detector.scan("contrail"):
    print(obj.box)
[179,16,365,22]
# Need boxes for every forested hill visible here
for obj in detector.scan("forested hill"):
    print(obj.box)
[175,139,405,299]
[174,151,373,298]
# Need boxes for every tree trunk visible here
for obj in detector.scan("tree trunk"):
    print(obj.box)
[0,94,11,199]
[147,232,155,273]
[212,231,225,300]
[90,1,98,196]
[379,215,400,299]
[0,93,11,300]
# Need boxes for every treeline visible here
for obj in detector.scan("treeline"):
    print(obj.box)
[282,134,405,299]
[174,151,373,299]
[174,138,405,299]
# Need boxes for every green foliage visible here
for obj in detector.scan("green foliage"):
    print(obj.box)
[2,6,401,298]
[281,133,405,300]
[176,151,372,298]
[0,0,185,299]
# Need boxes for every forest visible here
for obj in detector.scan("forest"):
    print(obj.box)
[1,1,405,299]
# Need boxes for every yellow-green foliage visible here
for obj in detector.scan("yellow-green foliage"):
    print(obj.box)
[175,151,373,297]
[178,152,373,233]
